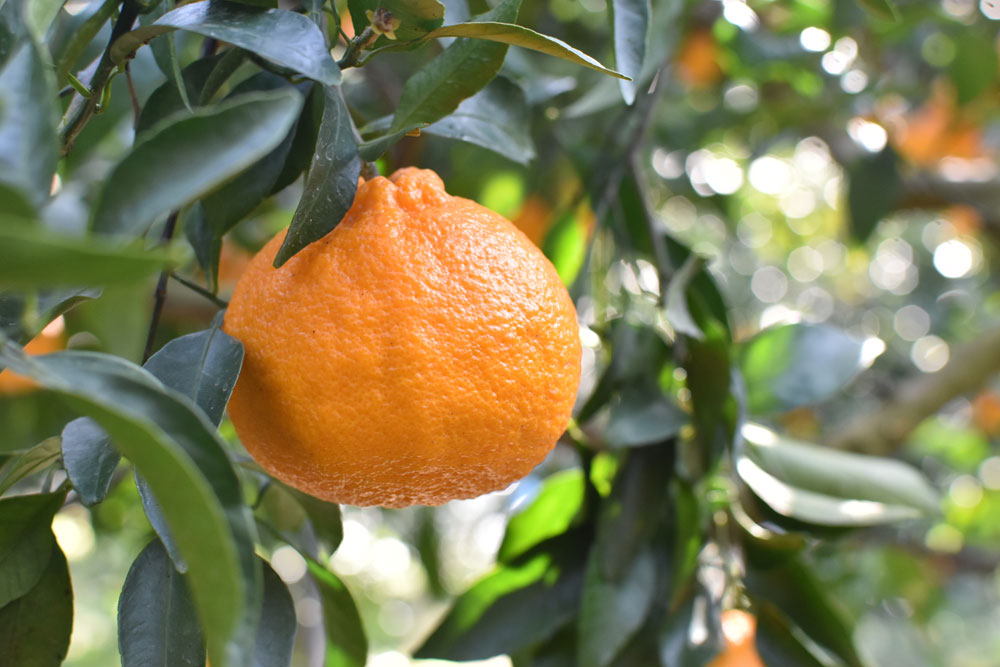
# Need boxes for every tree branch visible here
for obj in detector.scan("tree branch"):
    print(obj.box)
[828,323,1000,455]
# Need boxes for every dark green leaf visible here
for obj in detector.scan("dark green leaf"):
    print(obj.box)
[950,29,998,104]
[274,85,360,267]
[201,82,299,233]
[425,76,535,164]
[135,55,223,137]
[739,323,867,415]
[416,532,587,661]
[683,325,733,467]
[289,487,343,555]
[846,147,898,243]
[135,470,186,571]
[498,469,584,563]
[270,83,325,194]
[657,583,724,666]
[0,491,64,607]
[0,220,185,287]
[92,89,303,238]
[0,542,72,666]
[610,0,649,103]
[745,556,863,667]
[144,314,244,426]
[0,342,260,667]
[348,0,445,42]
[111,0,341,85]
[0,437,61,496]
[118,539,206,667]
[357,123,425,162]
[53,0,119,83]
[593,446,670,581]
[143,0,192,113]
[754,602,832,667]
[389,0,520,133]
[1,288,98,343]
[578,546,656,667]
[0,41,59,212]
[255,557,297,667]
[307,558,367,667]
[739,423,940,526]
[605,385,687,448]
[61,418,121,506]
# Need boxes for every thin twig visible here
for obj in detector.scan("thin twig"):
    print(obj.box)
[125,63,141,128]
[169,273,229,308]
[336,26,378,69]
[60,0,141,154]
[142,211,181,363]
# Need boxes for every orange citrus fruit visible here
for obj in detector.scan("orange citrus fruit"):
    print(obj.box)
[708,609,765,667]
[0,317,66,395]
[676,28,724,88]
[223,168,581,508]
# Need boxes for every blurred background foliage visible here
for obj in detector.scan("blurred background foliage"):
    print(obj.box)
[3,0,1000,665]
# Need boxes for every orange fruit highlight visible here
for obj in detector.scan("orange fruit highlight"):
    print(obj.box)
[224,168,581,508]
[676,28,724,88]
[0,317,66,395]
[708,610,765,667]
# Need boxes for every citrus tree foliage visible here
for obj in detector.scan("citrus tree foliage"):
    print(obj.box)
[2,0,998,665]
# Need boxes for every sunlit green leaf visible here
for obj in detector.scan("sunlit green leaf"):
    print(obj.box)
[498,469,585,563]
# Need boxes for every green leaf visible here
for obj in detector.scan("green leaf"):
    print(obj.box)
[0,343,260,667]
[754,602,833,667]
[739,323,867,415]
[143,0,192,113]
[357,123,425,162]
[605,385,687,448]
[348,0,445,42]
[416,531,587,661]
[657,583,724,666]
[118,539,206,667]
[739,423,940,526]
[270,82,325,195]
[846,147,899,243]
[307,558,367,667]
[61,418,121,506]
[0,491,64,608]
[389,0,520,133]
[111,0,341,85]
[91,89,303,238]
[857,0,899,21]
[745,556,864,667]
[255,557,297,667]
[950,28,998,105]
[0,220,185,288]
[498,469,585,563]
[24,0,66,39]
[399,21,627,80]
[578,546,656,667]
[593,446,670,581]
[0,287,101,341]
[664,254,707,339]
[0,437,61,496]
[143,314,244,427]
[135,55,223,137]
[274,85,361,267]
[610,0,649,103]
[682,323,733,467]
[287,486,343,555]
[0,541,73,666]
[52,0,119,83]
[0,41,59,212]
[425,76,536,164]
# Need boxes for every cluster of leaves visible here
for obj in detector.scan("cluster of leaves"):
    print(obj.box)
[0,0,964,664]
